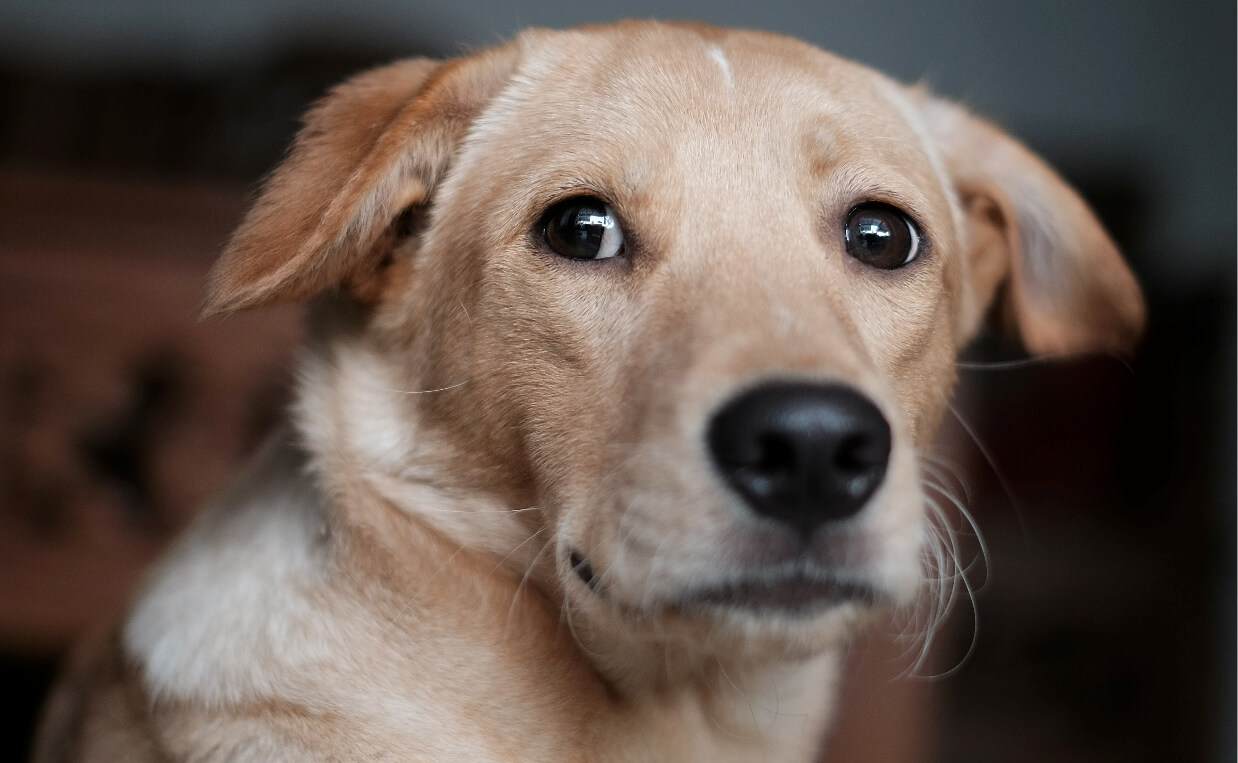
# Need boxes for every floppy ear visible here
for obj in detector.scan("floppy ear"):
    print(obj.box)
[203,43,521,315]
[918,95,1145,356]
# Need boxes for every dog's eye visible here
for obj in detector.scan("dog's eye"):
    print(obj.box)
[541,197,625,261]
[844,203,922,269]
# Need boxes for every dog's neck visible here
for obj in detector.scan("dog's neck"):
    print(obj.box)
[290,315,843,757]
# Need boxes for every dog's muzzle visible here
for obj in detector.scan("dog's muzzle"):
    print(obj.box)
[567,381,894,615]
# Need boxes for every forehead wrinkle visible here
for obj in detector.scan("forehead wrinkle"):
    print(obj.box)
[801,123,932,213]
[873,77,963,236]
[798,84,960,240]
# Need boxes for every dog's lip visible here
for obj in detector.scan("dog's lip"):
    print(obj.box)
[672,569,880,616]
[570,547,880,616]
[569,545,881,616]
[570,549,602,593]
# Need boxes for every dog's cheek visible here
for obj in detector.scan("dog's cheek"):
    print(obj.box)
[857,262,961,446]
[894,338,958,447]
[493,273,636,456]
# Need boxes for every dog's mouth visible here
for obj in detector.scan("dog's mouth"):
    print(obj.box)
[674,571,879,616]
[569,549,879,617]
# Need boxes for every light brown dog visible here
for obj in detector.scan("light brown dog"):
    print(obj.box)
[35,21,1143,762]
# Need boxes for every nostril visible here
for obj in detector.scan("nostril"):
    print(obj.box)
[728,433,796,498]
[707,382,891,537]
[754,433,796,475]
[835,433,883,473]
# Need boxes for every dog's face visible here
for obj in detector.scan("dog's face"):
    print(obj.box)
[206,23,1143,667]
[420,28,964,657]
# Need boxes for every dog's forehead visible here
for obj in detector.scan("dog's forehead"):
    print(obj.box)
[523,24,878,107]
[535,29,912,146]
[460,26,946,212]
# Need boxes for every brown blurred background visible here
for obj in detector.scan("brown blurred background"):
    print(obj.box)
[0,1,1233,761]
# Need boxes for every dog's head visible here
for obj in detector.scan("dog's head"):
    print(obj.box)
[206,23,1142,674]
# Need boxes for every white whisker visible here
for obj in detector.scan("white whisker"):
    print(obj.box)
[502,530,552,636]
[894,453,990,681]
[414,505,541,516]
[955,357,1051,371]
[947,403,1028,541]
[397,380,469,394]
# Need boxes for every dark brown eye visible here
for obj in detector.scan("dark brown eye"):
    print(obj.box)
[844,203,922,269]
[541,197,625,261]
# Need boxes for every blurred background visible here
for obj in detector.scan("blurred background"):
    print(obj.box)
[0,1,1232,760]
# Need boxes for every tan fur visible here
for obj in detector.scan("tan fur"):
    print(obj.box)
[36,21,1143,762]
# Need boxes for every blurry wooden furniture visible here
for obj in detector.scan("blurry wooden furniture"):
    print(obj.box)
[0,168,300,656]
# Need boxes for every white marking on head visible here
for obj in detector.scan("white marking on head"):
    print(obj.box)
[707,44,734,88]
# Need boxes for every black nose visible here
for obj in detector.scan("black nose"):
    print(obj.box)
[707,382,891,537]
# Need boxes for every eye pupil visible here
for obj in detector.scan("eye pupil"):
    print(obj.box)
[857,219,892,250]
[845,204,921,269]
[542,197,624,261]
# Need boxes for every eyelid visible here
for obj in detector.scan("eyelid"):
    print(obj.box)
[535,186,616,220]
[848,195,931,240]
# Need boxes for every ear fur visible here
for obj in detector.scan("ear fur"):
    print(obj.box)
[918,94,1146,356]
[203,43,521,316]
